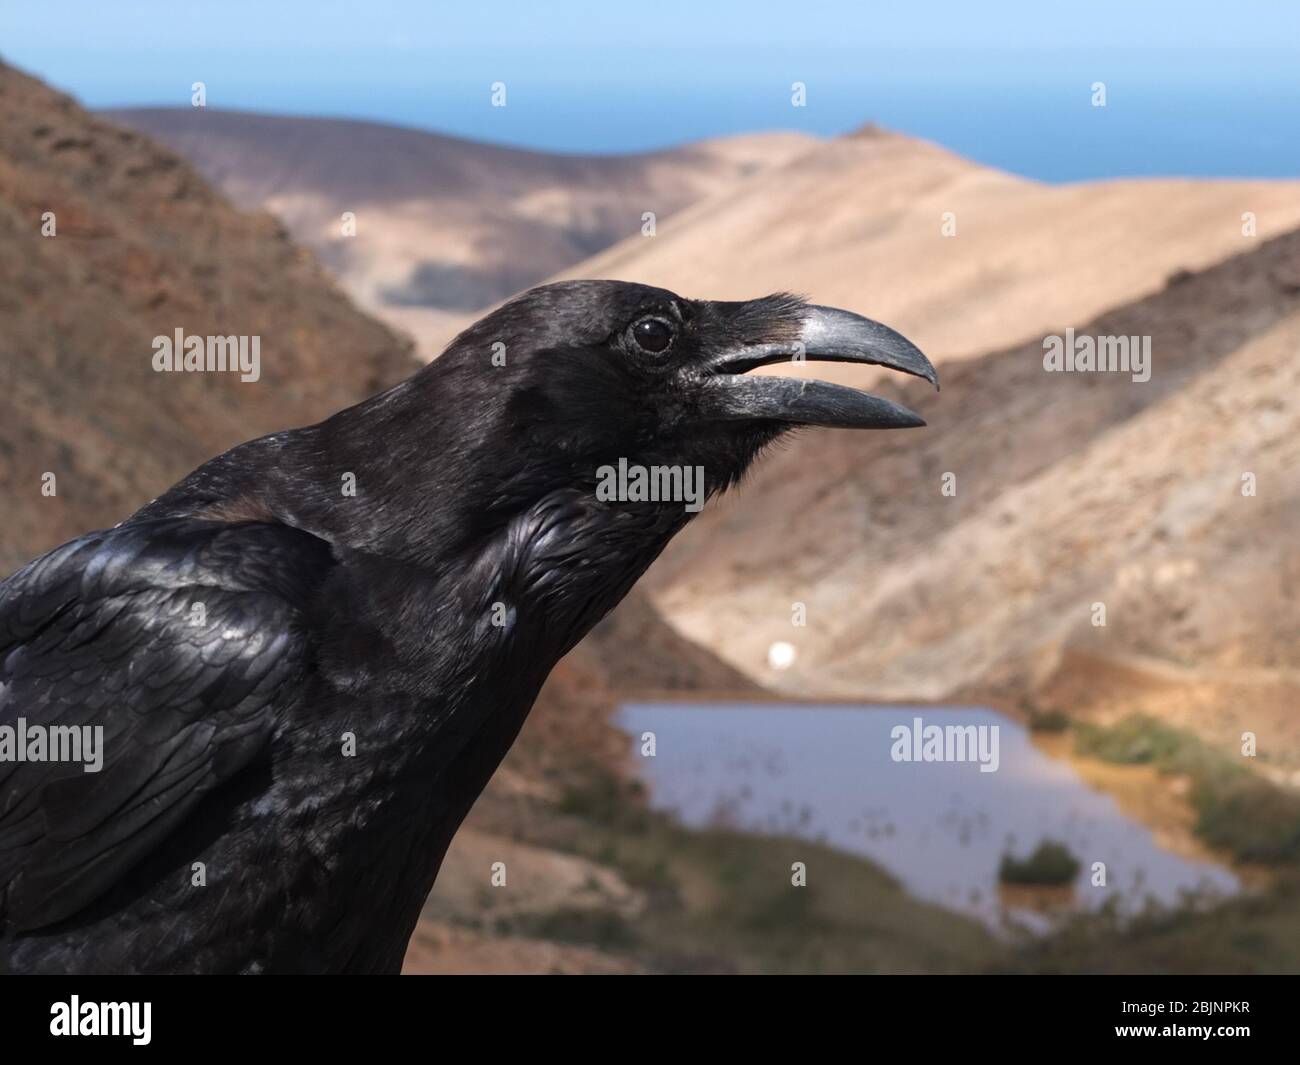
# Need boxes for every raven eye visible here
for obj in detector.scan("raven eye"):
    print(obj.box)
[630,317,674,355]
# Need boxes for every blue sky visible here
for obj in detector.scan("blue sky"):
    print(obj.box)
[3,1,1298,179]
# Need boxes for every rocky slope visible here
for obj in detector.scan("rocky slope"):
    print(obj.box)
[0,62,415,571]
[644,229,1300,770]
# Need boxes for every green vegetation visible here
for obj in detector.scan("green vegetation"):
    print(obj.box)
[1076,715,1300,864]
[998,840,1081,886]
[1074,714,1190,766]
[998,876,1300,974]
[996,712,1300,973]
[1023,704,1072,733]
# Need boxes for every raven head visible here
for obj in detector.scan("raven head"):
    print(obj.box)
[203,280,937,573]
[436,279,937,508]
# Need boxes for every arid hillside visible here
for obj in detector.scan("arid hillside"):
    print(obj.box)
[107,107,814,355]
[0,62,415,571]
[490,119,1300,772]
[553,125,1300,372]
[642,229,1300,772]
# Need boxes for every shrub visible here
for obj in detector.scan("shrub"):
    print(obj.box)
[999,840,1082,886]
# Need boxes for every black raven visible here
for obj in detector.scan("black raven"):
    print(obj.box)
[0,280,936,973]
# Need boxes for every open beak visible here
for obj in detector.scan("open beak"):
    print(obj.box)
[697,305,938,429]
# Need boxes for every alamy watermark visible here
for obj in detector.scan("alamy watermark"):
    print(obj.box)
[890,716,1000,773]
[595,457,705,513]
[1043,328,1150,383]
[50,997,150,1045]
[152,328,261,382]
[0,718,104,773]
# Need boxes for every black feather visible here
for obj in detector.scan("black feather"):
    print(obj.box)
[0,281,811,973]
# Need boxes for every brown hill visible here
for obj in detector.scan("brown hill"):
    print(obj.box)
[106,107,815,355]
[516,121,1300,767]
[642,228,1300,769]
[0,63,415,571]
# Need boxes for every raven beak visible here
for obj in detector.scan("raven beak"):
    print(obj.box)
[697,305,938,429]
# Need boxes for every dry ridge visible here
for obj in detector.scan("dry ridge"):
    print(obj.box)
[642,228,1300,770]
[107,107,815,356]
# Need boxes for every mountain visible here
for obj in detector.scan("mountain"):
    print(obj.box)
[0,63,416,573]
[554,125,1300,371]
[105,107,815,355]
[642,228,1300,771]
[508,120,1300,770]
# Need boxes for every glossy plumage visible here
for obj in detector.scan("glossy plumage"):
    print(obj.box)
[0,281,934,972]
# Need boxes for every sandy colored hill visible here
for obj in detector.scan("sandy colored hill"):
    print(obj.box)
[641,228,1300,769]
[107,107,815,355]
[513,120,1300,767]
[552,125,1300,373]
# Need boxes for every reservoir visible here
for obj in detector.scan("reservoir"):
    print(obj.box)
[618,703,1239,929]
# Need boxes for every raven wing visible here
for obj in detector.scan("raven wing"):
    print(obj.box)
[0,518,333,932]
